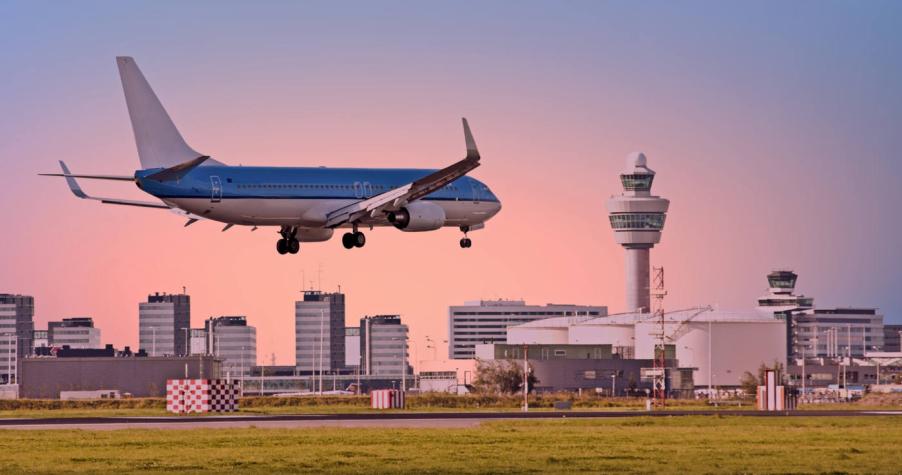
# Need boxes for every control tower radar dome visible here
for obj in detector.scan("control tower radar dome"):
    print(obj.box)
[606,152,670,313]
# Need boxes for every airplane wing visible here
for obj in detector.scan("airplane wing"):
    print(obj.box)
[324,118,481,228]
[51,161,171,209]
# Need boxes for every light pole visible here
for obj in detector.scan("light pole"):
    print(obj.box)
[522,345,529,412]
[611,372,616,397]
[181,327,190,356]
[318,308,325,395]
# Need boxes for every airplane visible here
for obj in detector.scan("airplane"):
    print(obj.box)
[41,57,502,255]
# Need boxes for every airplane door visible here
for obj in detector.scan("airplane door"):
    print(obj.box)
[363,182,373,198]
[471,182,481,203]
[210,176,222,203]
[353,182,363,199]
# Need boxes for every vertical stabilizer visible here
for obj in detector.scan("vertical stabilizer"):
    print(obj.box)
[116,56,209,169]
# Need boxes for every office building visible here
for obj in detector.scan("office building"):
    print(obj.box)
[360,315,408,377]
[189,328,208,355]
[605,152,670,313]
[345,327,360,368]
[48,317,102,349]
[295,290,345,372]
[138,292,190,356]
[884,325,902,352]
[793,309,884,358]
[206,316,257,376]
[448,300,606,359]
[0,294,34,384]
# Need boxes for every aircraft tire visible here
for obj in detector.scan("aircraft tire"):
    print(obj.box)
[288,239,300,254]
[342,233,355,249]
[354,232,366,248]
[276,239,289,255]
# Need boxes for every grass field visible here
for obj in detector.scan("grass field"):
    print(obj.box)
[0,416,900,473]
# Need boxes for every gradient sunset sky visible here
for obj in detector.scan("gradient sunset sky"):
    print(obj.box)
[2,1,901,367]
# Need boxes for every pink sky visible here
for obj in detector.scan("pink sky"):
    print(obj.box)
[2,2,900,368]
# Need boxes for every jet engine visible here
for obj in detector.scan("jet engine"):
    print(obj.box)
[387,202,446,232]
[296,228,334,242]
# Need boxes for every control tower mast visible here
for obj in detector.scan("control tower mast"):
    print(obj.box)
[606,152,670,313]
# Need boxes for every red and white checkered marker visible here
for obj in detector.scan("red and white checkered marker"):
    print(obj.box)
[166,379,241,414]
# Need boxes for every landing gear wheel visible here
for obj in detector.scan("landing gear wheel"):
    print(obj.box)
[276,239,289,255]
[342,232,355,249]
[354,231,366,248]
[459,238,472,248]
[287,239,300,254]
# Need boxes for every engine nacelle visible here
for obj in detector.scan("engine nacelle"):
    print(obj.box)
[296,228,334,242]
[387,202,446,232]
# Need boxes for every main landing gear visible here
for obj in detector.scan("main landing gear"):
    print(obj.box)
[342,224,366,250]
[459,225,473,248]
[276,226,300,255]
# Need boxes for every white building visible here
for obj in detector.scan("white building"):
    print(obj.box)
[189,328,207,355]
[344,327,360,369]
[606,152,670,313]
[505,308,786,387]
[207,316,257,377]
[48,317,101,349]
[448,300,606,359]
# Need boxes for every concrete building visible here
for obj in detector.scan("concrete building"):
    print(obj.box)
[345,327,360,369]
[448,300,606,359]
[605,152,670,313]
[48,317,101,349]
[295,290,346,372]
[361,315,409,378]
[207,316,257,377]
[21,355,220,398]
[138,292,190,356]
[501,308,786,388]
[883,324,902,352]
[0,294,34,384]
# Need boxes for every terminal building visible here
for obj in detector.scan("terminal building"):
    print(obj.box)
[448,300,606,359]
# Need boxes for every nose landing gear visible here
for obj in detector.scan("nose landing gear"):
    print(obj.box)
[459,225,472,248]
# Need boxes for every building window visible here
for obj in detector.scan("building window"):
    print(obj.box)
[553,349,566,357]
[583,370,596,380]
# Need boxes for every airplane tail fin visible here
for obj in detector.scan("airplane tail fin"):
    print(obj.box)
[116,57,217,170]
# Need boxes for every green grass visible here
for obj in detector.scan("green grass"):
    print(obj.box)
[0,416,899,473]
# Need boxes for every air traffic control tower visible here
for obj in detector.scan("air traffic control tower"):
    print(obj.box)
[606,152,670,313]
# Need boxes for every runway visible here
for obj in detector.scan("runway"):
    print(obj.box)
[1,410,900,430]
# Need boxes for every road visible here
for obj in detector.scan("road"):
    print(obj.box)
[1,410,900,430]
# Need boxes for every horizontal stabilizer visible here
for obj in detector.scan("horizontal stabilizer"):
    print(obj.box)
[54,161,170,209]
[38,172,134,181]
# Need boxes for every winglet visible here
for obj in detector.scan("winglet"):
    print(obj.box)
[59,161,88,199]
[463,118,480,160]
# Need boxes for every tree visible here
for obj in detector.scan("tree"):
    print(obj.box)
[741,360,786,396]
[471,359,538,395]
